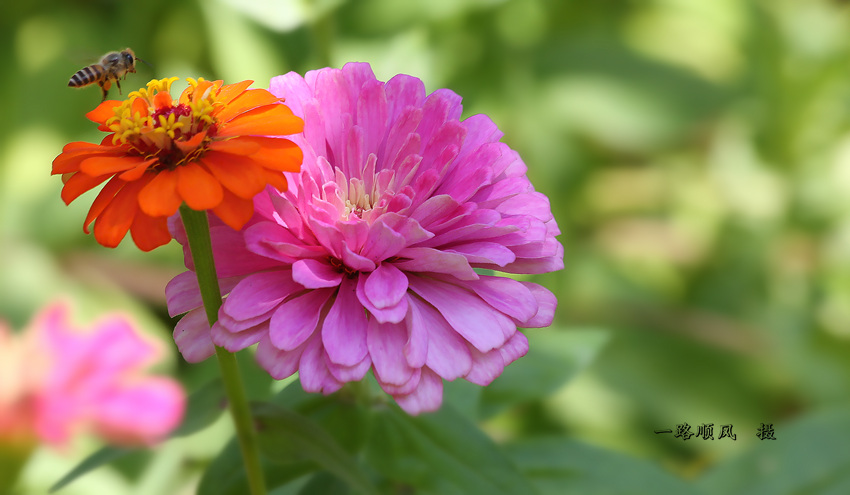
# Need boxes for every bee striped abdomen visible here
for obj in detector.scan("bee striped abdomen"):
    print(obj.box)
[68,65,104,88]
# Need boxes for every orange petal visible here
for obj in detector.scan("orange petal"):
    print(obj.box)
[62,141,99,153]
[216,89,281,123]
[93,179,146,248]
[214,80,254,106]
[80,154,142,176]
[61,172,111,205]
[242,137,303,172]
[208,137,261,156]
[130,211,172,251]
[217,104,304,137]
[183,79,218,105]
[118,158,157,181]
[83,176,127,233]
[257,167,289,192]
[200,152,266,199]
[153,91,173,111]
[177,162,224,210]
[211,188,254,231]
[86,100,121,124]
[138,169,182,217]
[174,131,207,154]
[132,96,150,117]
[53,147,123,174]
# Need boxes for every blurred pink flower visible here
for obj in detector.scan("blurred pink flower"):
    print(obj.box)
[0,302,185,448]
[166,63,563,414]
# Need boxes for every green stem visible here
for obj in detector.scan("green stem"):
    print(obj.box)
[179,205,266,495]
[0,443,33,494]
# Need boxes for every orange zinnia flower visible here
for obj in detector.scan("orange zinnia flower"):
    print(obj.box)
[52,77,304,251]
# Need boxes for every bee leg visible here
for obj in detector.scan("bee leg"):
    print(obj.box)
[100,80,112,102]
[116,79,122,95]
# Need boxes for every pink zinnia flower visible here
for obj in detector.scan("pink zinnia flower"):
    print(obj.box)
[0,302,185,448]
[166,63,563,414]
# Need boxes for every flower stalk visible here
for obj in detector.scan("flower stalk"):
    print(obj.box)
[179,204,266,495]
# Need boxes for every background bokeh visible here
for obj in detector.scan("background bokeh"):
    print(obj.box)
[3,0,850,493]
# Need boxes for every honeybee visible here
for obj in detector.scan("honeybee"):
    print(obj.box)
[68,48,143,101]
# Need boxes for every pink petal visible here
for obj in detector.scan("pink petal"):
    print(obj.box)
[268,288,333,350]
[222,269,300,321]
[326,353,372,382]
[356,274,410,324]
[246,221,327,263]
[298,336,343,394]
[173,308,215,363]
[408,296,471,380]
[363,263,408,309]
[219,307,276,332]
[367,320,416,386]
[394,368,443,415]
[499,331,529,366]
[464,346,505,386]
[395,247,479,281]
[211,321,266,352]
[322,277,368,366]
[378,367,421,396]
[360,219,407,261]
[256,336,304,380]
[91,378,185,445]
[384,73,426,121]
[519,282,557,328]
[408,276,514,353]
[446,242,516,267]
[355,78,389,157]
[165,271,204,317]
[292,258,344,288]
[458,275,539,324]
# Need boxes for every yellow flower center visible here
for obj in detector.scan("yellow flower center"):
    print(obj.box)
[105,77,222,169]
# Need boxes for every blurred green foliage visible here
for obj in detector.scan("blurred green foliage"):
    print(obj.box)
[4,0,850,493]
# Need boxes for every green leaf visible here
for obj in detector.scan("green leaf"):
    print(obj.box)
[236,348,276,401]
[480,328,610,416]
[298,471,352,495]
[49,447,133,493]
[253,402,377,495]
[506,437,704,495]
[697,405,850,495]
[196,439,316,495]
[50,378,226,493]
[172,377,227,437]
[365,404,536,495]
[195,440,251,495]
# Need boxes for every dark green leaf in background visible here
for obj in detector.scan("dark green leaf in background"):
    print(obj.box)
[507,437,705,495]
[697,404,850,495]
[480,328,610,418]
[366,404,536,495]
[254,401,376,495]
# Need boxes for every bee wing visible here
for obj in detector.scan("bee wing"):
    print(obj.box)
[100,51,122,70]
[68,48,103,66]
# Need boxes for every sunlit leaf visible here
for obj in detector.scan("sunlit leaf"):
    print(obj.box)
[49,447,134,493]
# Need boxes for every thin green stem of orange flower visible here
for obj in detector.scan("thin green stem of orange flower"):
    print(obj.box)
[179,205,267,495]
